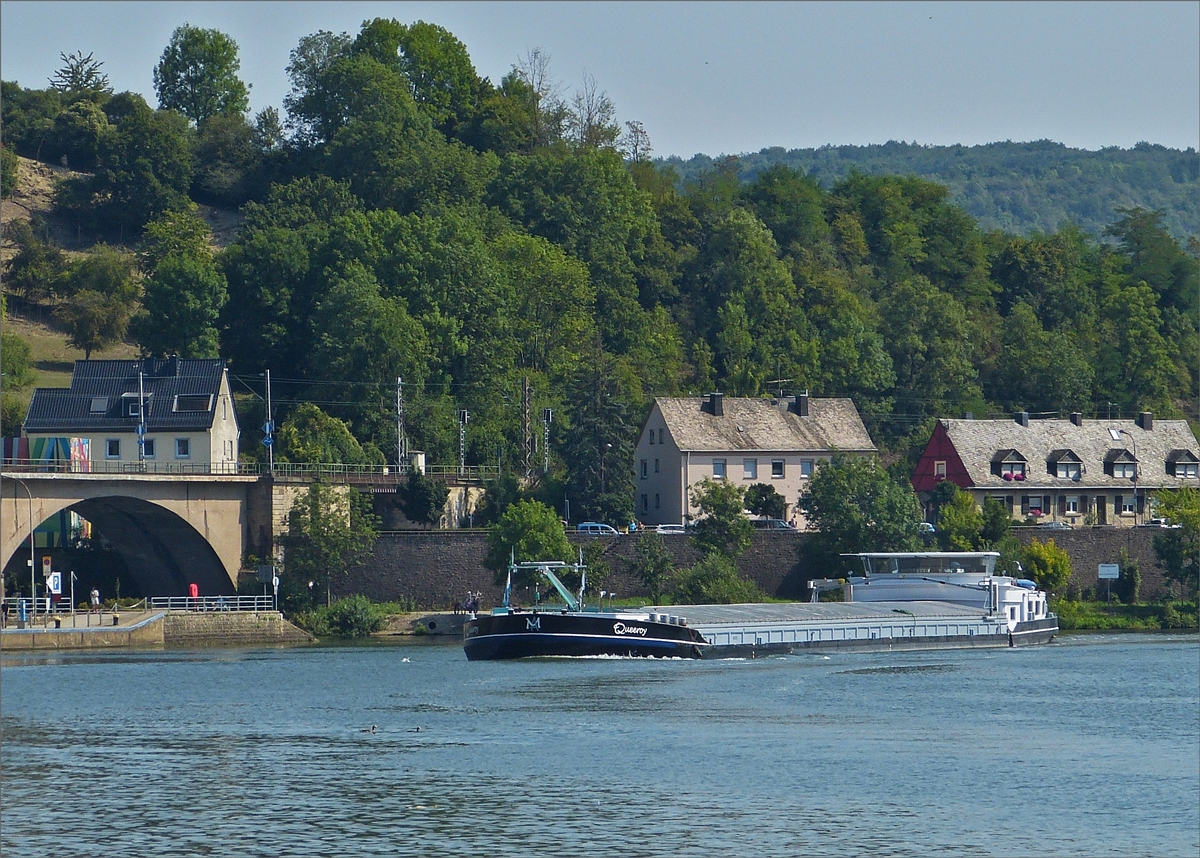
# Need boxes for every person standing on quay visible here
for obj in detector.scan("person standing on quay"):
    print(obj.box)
[90,587,101,613]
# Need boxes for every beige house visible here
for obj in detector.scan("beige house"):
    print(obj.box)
[911,411,1200,526]
[22,358,241,473]
[633,393,876,528]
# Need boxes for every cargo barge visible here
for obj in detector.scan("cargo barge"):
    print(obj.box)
[464,552,1057,660]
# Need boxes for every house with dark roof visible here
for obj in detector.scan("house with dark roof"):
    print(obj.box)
[634,392,876,528]
[22,358,240,473]
[911,411,1200,527]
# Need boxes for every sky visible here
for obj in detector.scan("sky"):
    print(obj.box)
[1,1,1197,159]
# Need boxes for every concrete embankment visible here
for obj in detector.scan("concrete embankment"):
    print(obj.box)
[0,610,313,651]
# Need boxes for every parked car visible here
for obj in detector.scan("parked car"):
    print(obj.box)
[750,518,797,531]
[577,522,620,536]
[654,524,688,535]
[916,522,936,533]
[1038,521,1073,530]
[1137,518,1180,528]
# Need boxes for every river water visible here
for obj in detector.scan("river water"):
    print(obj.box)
[1,633,1196,857]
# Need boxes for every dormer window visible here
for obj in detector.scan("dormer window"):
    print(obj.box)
[992,449,1027,481]
[1167,450,1199,479]
[1113,462,1137,480]
[173,394,213,412]
[1049,450,1083,480]
[121,392,151,418]
[1001,462,1026,479]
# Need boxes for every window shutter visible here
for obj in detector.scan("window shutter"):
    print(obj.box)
[1136,495,1145,514]
[1057,496,1067,515]
[1114,495,1122,514]
[1020,496,1030,515]
[1043,496,1051,514]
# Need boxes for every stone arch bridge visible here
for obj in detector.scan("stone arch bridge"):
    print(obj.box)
[1,471,280,597]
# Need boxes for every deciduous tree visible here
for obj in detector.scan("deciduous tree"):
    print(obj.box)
[153,24,250,125]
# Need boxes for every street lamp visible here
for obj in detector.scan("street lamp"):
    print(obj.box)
[600,443,613,495]
[1111,428,1139,525]
[8,476,36,619]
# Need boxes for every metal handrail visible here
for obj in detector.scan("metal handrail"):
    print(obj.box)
[150,595,277,612]
[1,458,501,482]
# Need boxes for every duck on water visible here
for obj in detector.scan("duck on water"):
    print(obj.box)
[462,557,708,661]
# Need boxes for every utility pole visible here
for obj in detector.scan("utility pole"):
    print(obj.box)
[542,408,553,475]
[458,409,470,476]
[522,376,531,478]
[137,369,146,468]
[396,377,408,470]
[265,370,274,475]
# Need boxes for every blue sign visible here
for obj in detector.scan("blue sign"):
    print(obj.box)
[262,436,273,447]
[136,424,146,436]
[262,421,274,434]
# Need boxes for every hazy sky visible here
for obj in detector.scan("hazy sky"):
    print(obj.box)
[2,1,1197,158]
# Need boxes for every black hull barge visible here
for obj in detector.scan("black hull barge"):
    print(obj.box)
[464,608,707,660]
[463,558,708,660]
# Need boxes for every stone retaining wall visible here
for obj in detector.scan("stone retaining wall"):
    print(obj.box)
[164,612,313,646]
[338,527,1171,610]
[0,618,165,650]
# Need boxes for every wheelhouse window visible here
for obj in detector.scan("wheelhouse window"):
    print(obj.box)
[712,459,726,479]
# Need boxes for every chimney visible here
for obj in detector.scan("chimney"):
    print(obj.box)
[705,392,724,417]
[1070,412,1083,427]
[796,391,809,417]
[1138,412,1153,431]
[1016,411,1030,427]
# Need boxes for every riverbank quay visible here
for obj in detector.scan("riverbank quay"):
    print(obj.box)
[0,609,312,651]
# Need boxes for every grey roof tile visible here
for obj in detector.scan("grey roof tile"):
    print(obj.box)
[655,396,876,453]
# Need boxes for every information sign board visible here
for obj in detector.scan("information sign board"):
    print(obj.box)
[1098,563,1120,580]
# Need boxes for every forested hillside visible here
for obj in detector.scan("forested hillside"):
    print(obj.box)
[662,141,1200,241]
[2,21,1197,528]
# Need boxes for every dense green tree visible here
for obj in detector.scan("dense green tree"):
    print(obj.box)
[689,478,754,558]
[397,467,450,529]
[1094,282,1176,412]
[745,483,786,520]
[53,290,130,359]
[473,473,525,526]
[132,252,226,357]
[1022,537,1071,595]
[47,99,110,170]
[631,531,675,603]
[191,113,262,206]
[980,496,1012,547]
[1105,207,1199,316]
[990,302,1094,413]
[2,218,68,301]
[483,499,573,584]
[0,144,18,197]
[280,480,379,606]
[275,403,383,465]
[153,24,250,125]
[57,93,193,234]
[935,487,984,551]
[1152,486,1199,598]
[799,454,921,574]
[283,29,354,144]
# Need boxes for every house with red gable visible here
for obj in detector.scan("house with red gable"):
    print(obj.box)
[912,410,1199,527]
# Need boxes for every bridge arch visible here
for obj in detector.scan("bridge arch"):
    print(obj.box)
[2,474,259,596]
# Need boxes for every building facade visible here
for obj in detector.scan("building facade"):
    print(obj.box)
[22,358,240,473]
[633,393,876,528]
[911,411,1199,527]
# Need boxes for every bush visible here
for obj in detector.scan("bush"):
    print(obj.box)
[673,554,767,605]
[296,594,386,638]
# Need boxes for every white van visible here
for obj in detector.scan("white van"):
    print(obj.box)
[576,522,620,536]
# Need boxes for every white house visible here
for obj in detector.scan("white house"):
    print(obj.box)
[633,392,876,528]
[22,358,240,473]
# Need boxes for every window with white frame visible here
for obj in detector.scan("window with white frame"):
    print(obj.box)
[1120,495,1135,514]
[1056,461,1081,479]
[106,438,120,459]
[175,438,191,459]
[1176,462,1198,478]
[1001,462,1025,478]
[1113,462,1137,479]
[142,438,156,458]
[771,459,785,478]
[934,460,947,478]
[1065,496,1079,514]
[800,459,814,478]
[743,459,758,480]
[712,459,726,479]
